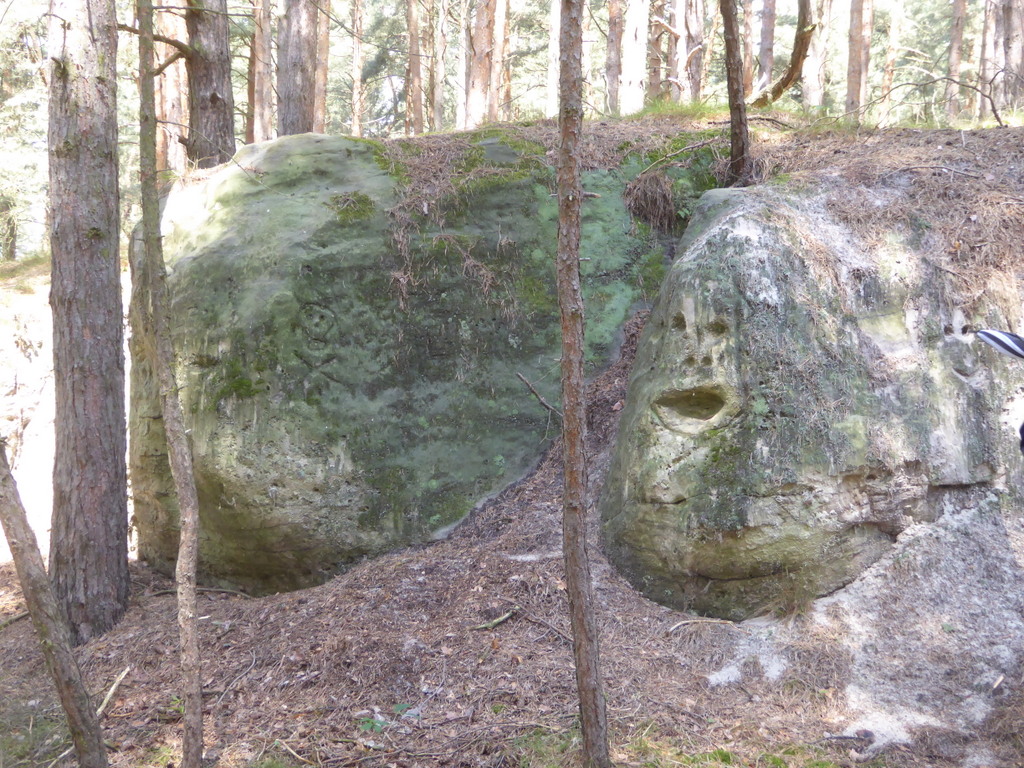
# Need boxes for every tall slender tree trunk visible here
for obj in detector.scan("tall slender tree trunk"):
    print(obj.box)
[0,448,108,768]
[557,0,612,764]
[487,0,508,121]
[455,0,469,127]
[185,0,236,166]
[547,0,561,116]
[155,0,189,174]
[802,0,831,109]
[48,0,129,646]
[751,0,813,107]
[408,0,425,133]
[430,0,448,130]
[648,4,665,102]
[946,0,967,116]
[351,0,364,135]
[701,5,719,94]
[878,3,902,121]
[0,196,15,261]
[757,0,776,93]
[741,0,754,95]
[139,6,204,765]
[683,0,705,100]
[605,0,624,114]
[251,0,274,141]
[720,0,749,184]
[467,0,494,127]
[620,0,649,114]
[313,0,331,132]
[845,0,873,118]
[278,0,318,134]
[1003,0,1024,108]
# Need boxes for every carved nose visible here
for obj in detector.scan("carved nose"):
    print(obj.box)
[653,387,726,431]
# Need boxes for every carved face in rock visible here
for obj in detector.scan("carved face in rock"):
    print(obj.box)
[601,189,1001,620]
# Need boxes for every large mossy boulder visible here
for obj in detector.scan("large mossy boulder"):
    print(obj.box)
[131,132,661,593]
[600,185,1024,620]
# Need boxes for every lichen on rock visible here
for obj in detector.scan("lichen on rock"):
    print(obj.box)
[130,132,659,593]
[600,185,1023,620]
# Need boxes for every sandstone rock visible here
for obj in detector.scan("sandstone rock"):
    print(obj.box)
[130,133,655,593]
[600,185,1024,620]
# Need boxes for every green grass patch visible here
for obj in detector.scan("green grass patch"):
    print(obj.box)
[0,700,70,767]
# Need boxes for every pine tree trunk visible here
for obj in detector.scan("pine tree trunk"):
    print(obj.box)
[547,0,560,116]
[251,0,275,141]
[48,0,129,646]
[0,446,108,768]
[878,1,902,120]
[802,0,831,109]
[557,0,612,764]
[605,0,623,114]
[683,0,705,100]
[408,0,425,133]
[647,5,665,102]
[313,0,331,132]
[487,0,508,121]
[351,0,364,135]
[1002,0,1024,108]
[620,0,649,114]
[741,0,754,95]
[466,0,494,127]
[751,0,813,108]
[720,0,750,184]
[185,0,236,166]
[0,196,15,261]
[431,0,447,130]
[278,0,318,134]
[155,0,189,174]
[139,3,205,765]
[945,0,967,116]
[845,0,865,116]
[757,0,776,93]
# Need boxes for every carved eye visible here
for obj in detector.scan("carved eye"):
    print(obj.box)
[652,387,726,431]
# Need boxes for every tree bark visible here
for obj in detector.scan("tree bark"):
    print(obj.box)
[488,0,509,121]
[741,0,754,95]
[648,3,665,102]
[605,0,624,114]
[278,0,318,134]
[878,1,902,120]
[313,0,331,132]
[720,0,749,184]
[751,0,813,108]
[408,0,425,133]
[185,0,236,167]
[351,0,364,135]
[845,0,873,118]
[557,0,612,765]
[801,0,831,109]
[466,0,494,127]
[47,0,130,646]
[431,0,448,130]
[251,0,274,141]
[155,0,189,174]
[946,0,967,116]
[139,3,204,766]
[1002,0,1024,108]
[620,0,650,114]
[683,0,705,100]
[0,446,108,768]
[0,196,15,261]
[547,0,561,116]
[757,0,776,93]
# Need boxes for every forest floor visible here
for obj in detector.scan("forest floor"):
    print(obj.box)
[2,116,1024,768]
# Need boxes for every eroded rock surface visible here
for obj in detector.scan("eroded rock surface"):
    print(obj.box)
[601,186,1024,620]
[131,133,656,593]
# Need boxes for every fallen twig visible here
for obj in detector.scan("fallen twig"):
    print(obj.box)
[515,372,562,420]
[668,617,748,633]
[0,610,28,632]
[96,665,131,718]
[471,607,518,631]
